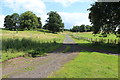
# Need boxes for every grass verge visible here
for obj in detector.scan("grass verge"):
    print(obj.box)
[49,51,118,78]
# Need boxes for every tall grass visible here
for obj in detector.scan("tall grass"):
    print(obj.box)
[1,30,65,62]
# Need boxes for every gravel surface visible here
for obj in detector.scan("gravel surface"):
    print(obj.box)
[2,34,79,78]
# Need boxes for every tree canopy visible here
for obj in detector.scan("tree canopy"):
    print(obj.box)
[20,11,39,30]
[88,2,120,35]
[4,11,42,30]
[70,25,92,32]
[4,13,19,30]
[37,17,42,29]
[43,11,64,33]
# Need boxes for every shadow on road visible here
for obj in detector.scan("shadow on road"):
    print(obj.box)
[52,43,119,55]
[2,35,119,58]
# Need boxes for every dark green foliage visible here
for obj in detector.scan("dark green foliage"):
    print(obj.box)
[71,25,92,32]
[4,13,20,30]
[4,15,12,29]
[4,11,42,31]
[88,2,120,36]
[20,11,38,30]
[64,29,70,31]
[37,17,42,29]
[43,11,64,33]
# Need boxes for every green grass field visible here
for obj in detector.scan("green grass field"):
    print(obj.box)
[71,32,119,40]
[1,29,65,62]
[49,51,118,78]
[70,32,119,53]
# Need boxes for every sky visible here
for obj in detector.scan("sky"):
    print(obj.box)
[0,0,95,29]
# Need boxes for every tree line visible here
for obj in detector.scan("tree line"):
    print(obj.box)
[4,11,64,33]
[70,25,92,32]
[88,2,120,37]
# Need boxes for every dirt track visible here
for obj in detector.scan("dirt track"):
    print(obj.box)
[2,34,119,79]
[2,34,79,78]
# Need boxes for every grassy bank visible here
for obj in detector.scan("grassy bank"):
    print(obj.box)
[1,30,65,62]
[49,51,118,78]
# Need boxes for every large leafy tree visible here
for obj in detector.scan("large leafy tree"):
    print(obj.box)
[20,11,38,30]
[4,13,19,30]
[88,2,120,35]
[44,11,64,33]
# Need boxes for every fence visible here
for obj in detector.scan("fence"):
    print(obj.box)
[71,35,120,44]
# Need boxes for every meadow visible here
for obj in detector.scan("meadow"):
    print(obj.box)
[49,51,118,78]
[1,29,65,62]
[71,32,119,40]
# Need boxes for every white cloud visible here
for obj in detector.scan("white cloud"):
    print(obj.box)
[0,15,5,28]
[39,14,48,26]
[58,12,91,29]
[1,0,92,29]
[2,0,47,27]
[3,0,46,14]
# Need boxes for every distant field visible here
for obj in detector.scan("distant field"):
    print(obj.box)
[71,32,119,40]
[1,29,65,62]
[49,51,118,78]
[69,32,119,53]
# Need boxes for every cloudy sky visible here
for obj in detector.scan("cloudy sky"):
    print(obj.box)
[0,0,95,29]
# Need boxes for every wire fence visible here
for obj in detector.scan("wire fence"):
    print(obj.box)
[71,35,120,44]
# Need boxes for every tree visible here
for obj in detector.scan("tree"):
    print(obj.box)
[85,25,92,32]
[4,15,13,30]
[44,11,64,33]
[37,17,42,29]
[70,25,92,32]
[4,13,19,30]
[70,25,79,32]
[20,11,38,30]
[11,13,20,30]
[88,2,120,36]
[80,25,85,32]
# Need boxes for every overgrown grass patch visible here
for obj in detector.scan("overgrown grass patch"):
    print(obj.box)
[1,30,65,62]
[49,51,118,78]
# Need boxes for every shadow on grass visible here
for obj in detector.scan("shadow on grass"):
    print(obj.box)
[61,43,119,55]
[2,38,119,59]
[76,43,119,55]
